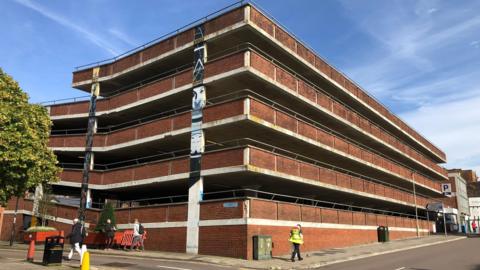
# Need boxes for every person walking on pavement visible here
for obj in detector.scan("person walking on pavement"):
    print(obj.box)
[289,224,304,262]
[472,220,477,233]
[130,218,145,251]
[66,218,87,263]
[104,218,116,250]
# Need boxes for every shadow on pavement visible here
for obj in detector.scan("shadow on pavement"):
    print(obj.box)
[310,249,346,256]
[272,256,292,262]
[101,262,137,268]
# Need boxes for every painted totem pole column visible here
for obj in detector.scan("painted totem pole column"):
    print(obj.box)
[79,67,99,222]
[186,25,207,254]
[32,185,43,217]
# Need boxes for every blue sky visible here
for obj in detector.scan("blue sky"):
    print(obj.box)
[2,0,479,173]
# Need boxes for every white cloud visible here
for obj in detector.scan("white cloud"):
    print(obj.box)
[14,0,121,55]
[471,41,480,49]
[108,28,138,47]
[400,94,480,172]
[342,1,480,103]
[389,70,480,107]
[339,1,480,173]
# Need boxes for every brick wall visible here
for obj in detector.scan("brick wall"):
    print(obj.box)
[0,214,24,242]
[244,198,431,259]
[143,227,187,252]
[246,225,421,259]
[248,98,442,193]
[200,200,245,220]
[462,170,478,183]
[0,197,432,259]
[0,198,99,242]
[199,225,247,258]
[60,146,245,186]
[248,198,431,230]
[248,147,431,208]
[115,203,187,224]
[49,98,246,149]
[64,51,247,118]
[0,207,3,240]
[54,220,187,252]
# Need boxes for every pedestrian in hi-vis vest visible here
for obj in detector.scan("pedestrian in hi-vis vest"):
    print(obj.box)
[289,224,304,262]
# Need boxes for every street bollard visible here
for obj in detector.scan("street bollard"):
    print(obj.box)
[80,244,87,264]
[80,251,90,270]
[26,234,35,262]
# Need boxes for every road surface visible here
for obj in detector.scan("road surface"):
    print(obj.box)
[0,248,238,270]
[320,237,479,270]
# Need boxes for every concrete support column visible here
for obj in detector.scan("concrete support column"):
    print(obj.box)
[186,25,207,254]
[187,177,203,253]
[79,67,100,221]
[86,189,92,209]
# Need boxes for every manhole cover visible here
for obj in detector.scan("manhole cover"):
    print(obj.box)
[102,262,136,268]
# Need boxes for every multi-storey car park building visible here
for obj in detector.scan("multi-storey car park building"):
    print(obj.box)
[1,3,449,259]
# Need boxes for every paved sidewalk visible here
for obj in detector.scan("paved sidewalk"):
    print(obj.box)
[0,235,465,269]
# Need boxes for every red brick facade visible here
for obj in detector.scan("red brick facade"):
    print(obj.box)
[1,197,432,259]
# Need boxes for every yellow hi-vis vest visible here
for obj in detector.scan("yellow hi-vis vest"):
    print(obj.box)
[289,228,303,244]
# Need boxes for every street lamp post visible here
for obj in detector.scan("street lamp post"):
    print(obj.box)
[9,196,19,246]
[426,210,430,236]
[412,172,420,237]
[442,203,448,238]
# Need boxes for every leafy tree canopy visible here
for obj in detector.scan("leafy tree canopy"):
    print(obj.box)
[95,202,116,232]
[0,68,61,205]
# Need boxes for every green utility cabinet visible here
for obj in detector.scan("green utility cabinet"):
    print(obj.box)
[253,235,272,260]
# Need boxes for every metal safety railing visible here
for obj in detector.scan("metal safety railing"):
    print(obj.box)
[58,137,248,170]
[40,43,252,108]
[47,41,446,180]
[74,1,248,71]
[50,83,443,188]
[40,95,91,106]
[114,194,189,209]
[80,188,431,220]
[236,138,439,200]
[205,188,431,219]
[49,89,251,135]
[75,42,249,101]
[57,136,440,204]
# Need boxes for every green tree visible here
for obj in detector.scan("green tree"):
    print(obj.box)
[37,184,55,227]
[0,68,61,205]
[95,202,116,232]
